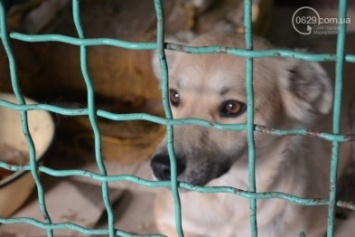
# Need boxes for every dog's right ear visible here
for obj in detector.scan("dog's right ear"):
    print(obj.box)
[151,32,196,81]
[278,59,333,122]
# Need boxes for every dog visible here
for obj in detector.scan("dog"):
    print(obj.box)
[150,32,353,237]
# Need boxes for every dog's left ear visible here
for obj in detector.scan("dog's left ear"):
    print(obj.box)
[278,60,333,122]
[151,32,196,81]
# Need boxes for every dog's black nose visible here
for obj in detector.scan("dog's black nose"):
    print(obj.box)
[150,153,186,181]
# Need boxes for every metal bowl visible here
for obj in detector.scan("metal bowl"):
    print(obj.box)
[0,93,55,217]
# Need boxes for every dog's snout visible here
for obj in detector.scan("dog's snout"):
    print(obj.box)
[150,154,186,181]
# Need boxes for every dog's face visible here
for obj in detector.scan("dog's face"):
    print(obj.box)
[150,33,332,186]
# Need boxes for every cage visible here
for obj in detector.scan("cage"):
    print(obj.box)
[0,0,354,236]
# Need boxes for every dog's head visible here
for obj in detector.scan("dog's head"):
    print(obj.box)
[150,33,332,186]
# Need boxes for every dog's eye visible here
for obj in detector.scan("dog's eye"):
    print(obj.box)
[220,100,246,117]
[169,89,180,107]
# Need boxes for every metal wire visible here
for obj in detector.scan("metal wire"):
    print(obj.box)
[154,0,184,236]
[0,0,354,236]
[243,0,258,235]
[327,0,348,236]
[71,1,116,236]
[0,1,53,236]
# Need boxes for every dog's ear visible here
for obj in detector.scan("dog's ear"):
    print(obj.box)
[278,60,333,122]
[151,32,196,80]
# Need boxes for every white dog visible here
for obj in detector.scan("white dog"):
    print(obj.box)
[150,32,353,237]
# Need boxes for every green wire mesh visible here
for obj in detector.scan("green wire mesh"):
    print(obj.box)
[0,0,354,237]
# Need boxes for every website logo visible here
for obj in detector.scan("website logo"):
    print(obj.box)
[292,6,351,35]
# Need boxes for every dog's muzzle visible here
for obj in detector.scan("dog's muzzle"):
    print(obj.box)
[150,153,186,181]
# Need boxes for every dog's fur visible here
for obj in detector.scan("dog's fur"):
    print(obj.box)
[150,33,353,237]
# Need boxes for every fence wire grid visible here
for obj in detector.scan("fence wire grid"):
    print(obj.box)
[0,0,355,237]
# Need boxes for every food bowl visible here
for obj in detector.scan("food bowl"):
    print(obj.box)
[0,93,54,217]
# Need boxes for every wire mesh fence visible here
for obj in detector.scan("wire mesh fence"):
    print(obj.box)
[0,0,354,236]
